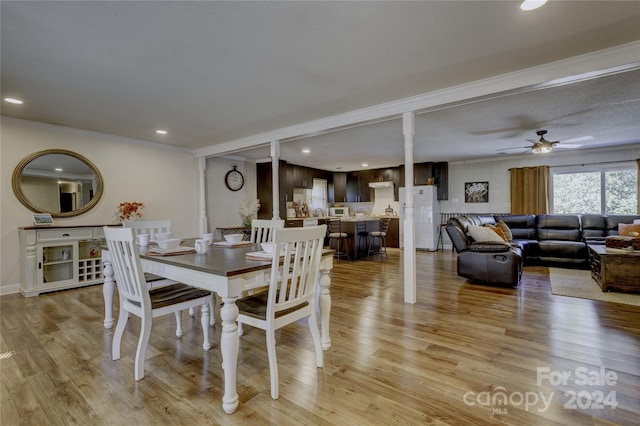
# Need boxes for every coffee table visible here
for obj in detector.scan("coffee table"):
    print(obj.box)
[588,244,640,293]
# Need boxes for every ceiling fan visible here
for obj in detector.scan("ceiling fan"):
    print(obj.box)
[496,130,594,155]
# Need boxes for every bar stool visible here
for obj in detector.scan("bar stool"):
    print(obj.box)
[327,219,350,261]
[355,220,369,258]
[368,218,391,260]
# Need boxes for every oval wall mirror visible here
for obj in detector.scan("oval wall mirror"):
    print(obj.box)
[12,149,104,218]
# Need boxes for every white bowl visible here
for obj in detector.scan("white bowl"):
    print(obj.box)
[260,242,276,254]
[224,234,244,244]
[155,232,172,242]
[156,238,180,250]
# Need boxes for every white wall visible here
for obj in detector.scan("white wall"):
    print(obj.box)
[1,117,201,294]
[441,145,640,215]
[205,157,257,232]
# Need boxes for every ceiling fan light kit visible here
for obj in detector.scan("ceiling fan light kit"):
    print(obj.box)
[532,145,552,154]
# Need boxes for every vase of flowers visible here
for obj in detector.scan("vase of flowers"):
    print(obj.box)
[115,201,144,222]
[238,199,260,227]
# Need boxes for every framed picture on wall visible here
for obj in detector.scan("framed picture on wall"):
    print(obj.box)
[465,181,489,203]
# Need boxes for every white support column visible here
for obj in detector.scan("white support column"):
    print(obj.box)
[270,141,281,220]
[403,112,417,304]
[198,157,208,234]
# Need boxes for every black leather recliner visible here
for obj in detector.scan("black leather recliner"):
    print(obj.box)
[446,216,523,287]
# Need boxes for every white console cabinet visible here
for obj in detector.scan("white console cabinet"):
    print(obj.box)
[18,225,113,297]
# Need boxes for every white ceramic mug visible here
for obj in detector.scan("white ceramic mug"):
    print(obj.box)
[202,233,214,245]
[194,239,208,254]
[136,234,150,246]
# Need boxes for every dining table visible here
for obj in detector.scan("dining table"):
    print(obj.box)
[101,239,334,414]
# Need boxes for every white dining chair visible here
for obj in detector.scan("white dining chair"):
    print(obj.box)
[104,226,213,381]
[122,219,171,241]
[123,220,175,287]
[122,219,215,325]
[250,219,285,244]
[236,225,326,400]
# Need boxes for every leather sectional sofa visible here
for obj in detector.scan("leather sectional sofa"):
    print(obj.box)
[445,213,640,287]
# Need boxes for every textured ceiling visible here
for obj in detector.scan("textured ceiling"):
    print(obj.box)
[2,1,639,170]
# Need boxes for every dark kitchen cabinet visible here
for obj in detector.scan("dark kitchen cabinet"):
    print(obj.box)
[369,168,396,183]
[399,163,432,186]
[332,172,347,203]
[346,171,371,202]
[258,162,333,219]
[369,167,400,200]
[256,160,290,220]
[433,162,448,200]
[398,162,448,200]
[291,165,313,189]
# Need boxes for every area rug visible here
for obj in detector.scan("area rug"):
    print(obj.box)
[548,267,640,306]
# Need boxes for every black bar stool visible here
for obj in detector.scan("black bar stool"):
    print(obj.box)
[355,220,369,258]
[327,219,350,261]
[367,218,391,260]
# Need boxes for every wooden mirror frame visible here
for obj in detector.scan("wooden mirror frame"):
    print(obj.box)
[12,149,104,218]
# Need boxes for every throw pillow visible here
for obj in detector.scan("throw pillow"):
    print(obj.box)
[485,224,508,242]
[496,220,513,241]
[467,225,506,243]
[618,223,640,236]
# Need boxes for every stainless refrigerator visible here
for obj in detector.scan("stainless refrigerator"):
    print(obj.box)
[399,185,440,250]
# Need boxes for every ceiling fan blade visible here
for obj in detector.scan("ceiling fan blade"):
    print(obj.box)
[560,135,594,144]
[555,144,582,149]
[496,146,531,152]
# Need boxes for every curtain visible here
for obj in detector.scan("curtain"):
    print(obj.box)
[510,166,550,215]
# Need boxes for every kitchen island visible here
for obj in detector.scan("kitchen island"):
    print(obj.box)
[285,216,399,259]
[338,217,380,259]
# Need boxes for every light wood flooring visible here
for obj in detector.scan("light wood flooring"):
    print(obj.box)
[2,249,639,425]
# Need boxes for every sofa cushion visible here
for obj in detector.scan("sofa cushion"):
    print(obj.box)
[496,220,513,241]
[510,239,540,260]
[538,240,588,264]
[485,224,508,242]
[498,215,537,240]
[445,222,470,253]
[619,223,640,236]
[581,214,606,241]
[536,215,582,242]
[468,225,505,243]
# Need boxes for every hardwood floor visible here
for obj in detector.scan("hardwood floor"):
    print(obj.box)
[2,249,639,425]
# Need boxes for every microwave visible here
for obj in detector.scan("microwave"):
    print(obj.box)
[329,207,349,217]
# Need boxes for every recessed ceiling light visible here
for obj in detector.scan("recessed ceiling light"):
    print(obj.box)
[156,129,168,135]
[302,148,310,154]
[55,168,63,172]
[4,97,24,104]
[362,163,368,167]
[520,0,547,11]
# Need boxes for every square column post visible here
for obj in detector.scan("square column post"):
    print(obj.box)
[403,112,416,304]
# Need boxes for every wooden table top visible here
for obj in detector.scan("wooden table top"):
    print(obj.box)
[139,239,333,277]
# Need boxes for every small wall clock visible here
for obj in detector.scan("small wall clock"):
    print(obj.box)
[225,166,244,191]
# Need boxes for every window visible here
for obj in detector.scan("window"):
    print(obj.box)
[551,162,637,214]
[310,178,327,214]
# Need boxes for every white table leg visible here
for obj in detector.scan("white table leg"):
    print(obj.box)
[102,258,115,329]
[319,261,332,350]
[220,296,239,414]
